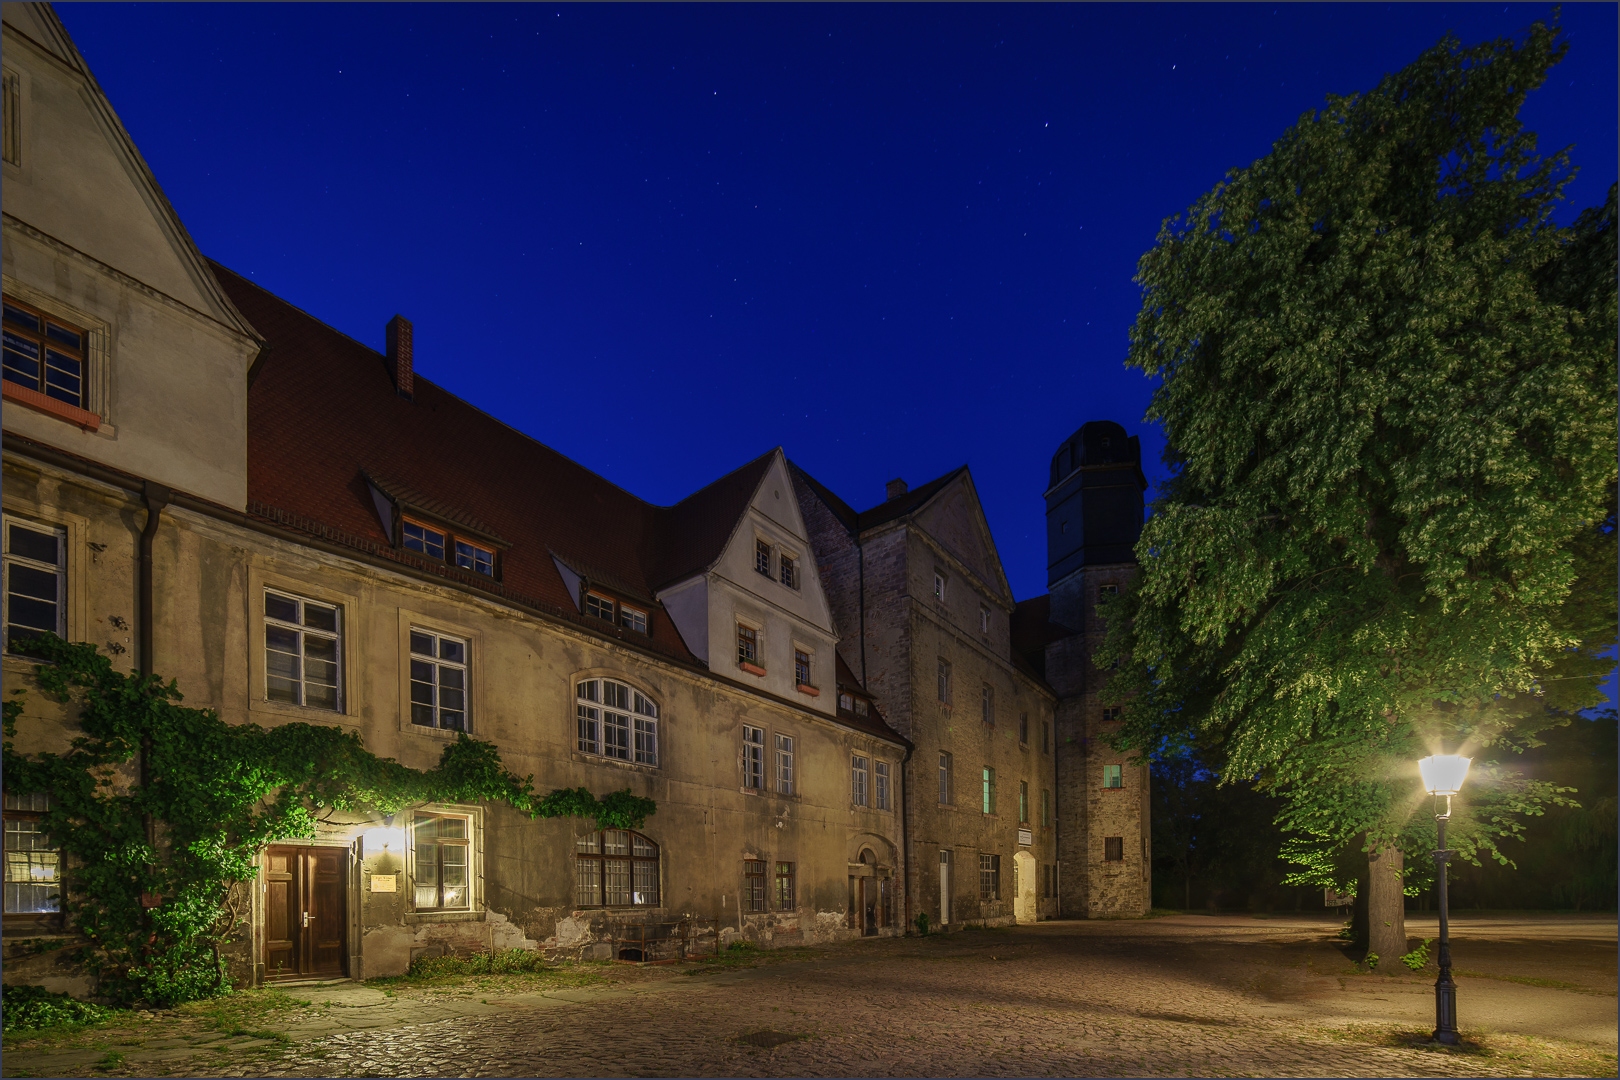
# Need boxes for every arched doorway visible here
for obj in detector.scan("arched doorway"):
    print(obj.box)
[1013,850,1037,924]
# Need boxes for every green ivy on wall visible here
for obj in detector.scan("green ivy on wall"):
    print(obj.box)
[1,636,656,1007]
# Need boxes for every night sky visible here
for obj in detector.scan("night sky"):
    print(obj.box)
[57,3,1618,603]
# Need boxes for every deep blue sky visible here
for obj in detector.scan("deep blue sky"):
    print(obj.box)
[60,3,1617,603]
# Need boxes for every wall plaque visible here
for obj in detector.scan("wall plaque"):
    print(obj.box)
[1018,828,1033,847]
[370,873,398,893]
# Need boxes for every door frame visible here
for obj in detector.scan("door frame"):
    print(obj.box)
[257,839,359,984]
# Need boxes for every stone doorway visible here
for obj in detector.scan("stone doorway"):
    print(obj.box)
[264,845,348,980]
[1012,850,1037,924]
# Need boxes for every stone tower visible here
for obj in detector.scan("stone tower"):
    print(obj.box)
[1043,421,1152,916]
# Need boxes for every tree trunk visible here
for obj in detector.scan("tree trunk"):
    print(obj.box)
[1366,838,1406,971]
[1351,874,1369,950]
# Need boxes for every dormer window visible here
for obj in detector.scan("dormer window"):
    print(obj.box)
[620,606,648,635]
[779,554,798,590]
[838,691,855,712]
[585,593,615,623]
[854,698,869,718]
[401,517,497,578]
[755,539,772,577]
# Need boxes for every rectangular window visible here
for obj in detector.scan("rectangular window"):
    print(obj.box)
[1042,721,1050,754]
[982,766,996,815]
[838,691,854,712]
[3,516,64,656]
[779,554,798,589]
[453,539,495,577]
[409,629,469,731]
[1104,764,1124,789]
[3,791,59,917]
[743,725,764,790]
[1019,712,1029,745]
[794,649,812,687]
[574,830,659,907]
[2,70,18,167]
[937,658,952,705]
[1098,584,1119,600]
[737,624,758,667]
[933,571,946,601]
[413,814,471,911]
[851,755,869,807]
[744,859,767,913]
[1042,788,1051,828]
[1101,706,1123,723]
[1104,836,1124,862]
[2,297,85,408]
[854,698,869,717]
[979,605,989,634]
[875,761,891,811]
[938,752,953,805]
[774,861,795,910]
[585,593,616,623]
[402,519,446,561]
[264,590,342,711]
[1019,780,1029,824]
[774,734,795,795]
[620,606,648,634]
[981,684,995,725]
[755,539,772,576]
[979,853,1000,901]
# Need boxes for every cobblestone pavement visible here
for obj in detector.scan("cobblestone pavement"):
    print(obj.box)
[10,914,1617,1078]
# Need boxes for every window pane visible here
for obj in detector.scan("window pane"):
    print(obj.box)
[7,525,58,565]
[604,858,631,906]
[439,637,465,664]
[2,302,40,331]
[603,830,628,855]
[436,817,467,840]
[575,855,602,906]
[44,322,80,350]
[604,682,629,710]
[577,705,600,753]
[265,592,299,623]
[632,858,658,906]
[411,702,436,726]
[632,834,656,857]
[634,716,657,765]
[440,845,469,908]
[410,631,435,656]
[604,712,629,759]
[302,602,338,633]
[7,593,57,635]
[577,679,599,703]
[575,832,601,854]
[414,845,439,908]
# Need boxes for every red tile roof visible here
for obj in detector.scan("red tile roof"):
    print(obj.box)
[219,261,772,666]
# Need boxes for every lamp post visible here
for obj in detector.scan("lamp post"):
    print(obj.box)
[1417,753,1471,1046]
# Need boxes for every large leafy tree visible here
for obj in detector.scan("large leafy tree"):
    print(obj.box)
[1101,20,1616,956]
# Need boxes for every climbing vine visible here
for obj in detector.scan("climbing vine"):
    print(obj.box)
[1,636,656,1007]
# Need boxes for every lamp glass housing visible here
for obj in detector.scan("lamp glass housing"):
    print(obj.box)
[1418,754,1472,797]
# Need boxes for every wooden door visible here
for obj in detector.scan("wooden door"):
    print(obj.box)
[264,845,347,980]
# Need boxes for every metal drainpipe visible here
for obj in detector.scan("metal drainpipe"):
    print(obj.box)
[138,481,170,860]
[899,740,913,934]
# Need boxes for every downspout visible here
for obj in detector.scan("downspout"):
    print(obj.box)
[857,532,867,685]
[138,482,170,867]
[899,740,913,935]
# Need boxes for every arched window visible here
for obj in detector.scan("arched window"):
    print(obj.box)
[576,679,658,766]
[574,830,659,908]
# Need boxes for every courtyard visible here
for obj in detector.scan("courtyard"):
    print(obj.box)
[3,912,1614,1079]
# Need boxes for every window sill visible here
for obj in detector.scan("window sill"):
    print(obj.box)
[405,910,483,924]
[739,661,767,678]
[570,751,660,774]
[409,723,469,740]
[2,381,102,432]
[795,683,820,697]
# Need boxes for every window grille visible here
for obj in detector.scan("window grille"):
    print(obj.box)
[574,830,659,907]
[937,658,952,704]
[1104,836,1124,862]
[3,790,59,916]
[3,516,64,656]
[779,554,797,589]
[743,726,764,790]
[875,761,890,811]
[774,862,795,910]
[981,684,995,725]
[938,752,953,805]
[744,859,767,912]
[774,734,795,795]
[755,539,772,576]
[413,814,471,911]
[576,679,658,765]
[851,755,869,807]
[982,766,996,815]
[794,649,812,687]
[979,853,1000,900]
[737,624,759,667]
[1104,764,1123,789]
[264,590,342,710]
[409,629,469,731]
[2,297,84,409]
[403,519,446,561]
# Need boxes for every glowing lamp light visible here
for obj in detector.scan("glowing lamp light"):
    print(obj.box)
[1418,754,1472,797]
[362,826,406,857]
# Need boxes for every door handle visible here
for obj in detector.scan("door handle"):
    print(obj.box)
[302,911,311,929]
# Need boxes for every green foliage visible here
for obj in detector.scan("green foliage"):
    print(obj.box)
[1364,952,1380,972]
[1,984,113,1034]
[915,911,931,936]
[403,948,552,978]
[1,636,656,1007]
[1400,939,1433,971]
[1101,19,1616,880]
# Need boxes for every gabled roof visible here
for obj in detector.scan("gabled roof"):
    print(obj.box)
[788,461,968,536]
[218,260,782,666]
[834,652,912,749]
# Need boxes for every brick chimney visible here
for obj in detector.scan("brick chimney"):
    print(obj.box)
[386,315,414,398]
[885,478,908,501]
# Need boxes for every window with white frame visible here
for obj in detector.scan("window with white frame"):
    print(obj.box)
[851,755,869,807]
[933,570,946,601]
[403,518,446,560]
[620,605,648,634]
[937,657,952,705]
[743,725,764,790]
[775,733,795,795]
[979,605,989,634]
[409,629,468,731]
[982,766,996,815]
[1104,763,1124,789]
[3,790,59,917]
[585,592,615,623]
[755,538,772,577]
[737,623,759,668]
[402,517,495,578]
[412,813,471,911]
[794,648,812,688]
[779,553,798,589]
[3,515,64,657]
[263,590,342,710]
[938,751,953,805]
[876,761,891,810]
[576,679,658,765]
[574,830,659,907]
[854,697,869,717]
[838,691,854,712]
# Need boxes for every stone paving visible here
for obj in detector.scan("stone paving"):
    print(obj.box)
[6,913,1615,1078]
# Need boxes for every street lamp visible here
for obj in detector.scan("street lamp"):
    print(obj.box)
[1418,753,1471,1046]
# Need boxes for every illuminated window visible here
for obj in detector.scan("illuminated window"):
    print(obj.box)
[413,814,471,911]
[981,767,996,815]
[3,791,59,917]
[1104,764,1123,789]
